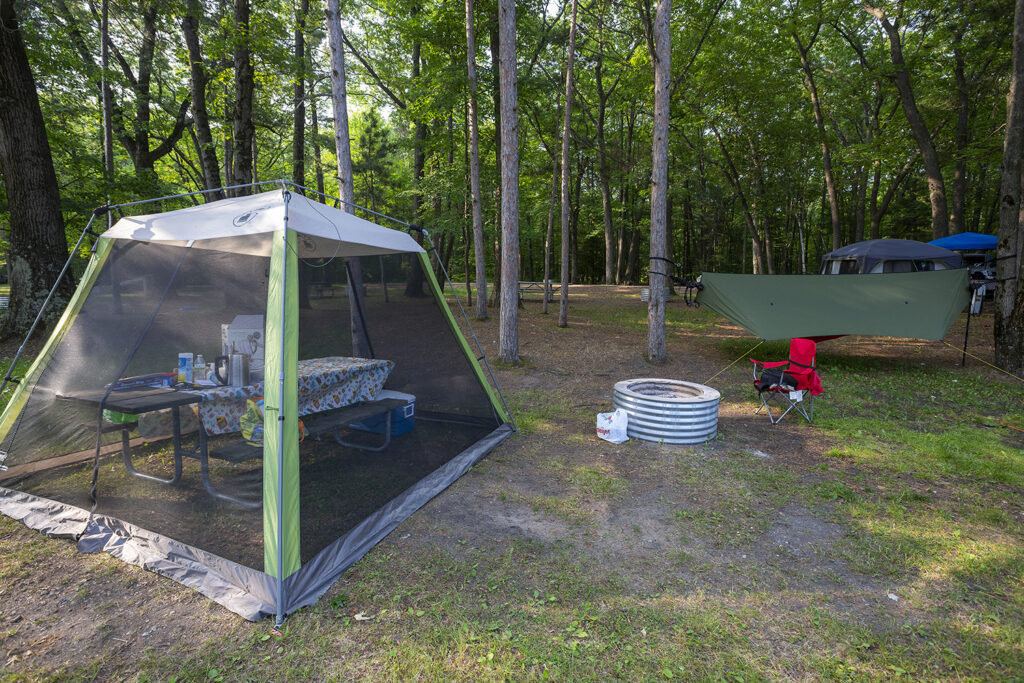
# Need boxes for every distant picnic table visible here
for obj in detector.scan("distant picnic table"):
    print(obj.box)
[518,280,561,303]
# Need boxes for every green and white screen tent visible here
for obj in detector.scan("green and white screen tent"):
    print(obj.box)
[0,189,513,621]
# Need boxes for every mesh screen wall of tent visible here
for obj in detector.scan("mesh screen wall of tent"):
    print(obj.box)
[0,188,514,621]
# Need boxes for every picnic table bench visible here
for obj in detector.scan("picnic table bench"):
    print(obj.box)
[518,281,561,302]
[209,397,409,464]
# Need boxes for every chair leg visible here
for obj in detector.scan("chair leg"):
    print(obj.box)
[788,391,813,423]
[755,393,776,421]
[757,390,814,425]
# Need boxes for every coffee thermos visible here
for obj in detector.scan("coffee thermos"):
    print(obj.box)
[213,353,250,386]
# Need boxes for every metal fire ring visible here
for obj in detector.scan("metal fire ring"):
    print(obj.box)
[612,378,720,444]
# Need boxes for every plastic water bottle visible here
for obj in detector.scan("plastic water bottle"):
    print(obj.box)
[195,354,206,382]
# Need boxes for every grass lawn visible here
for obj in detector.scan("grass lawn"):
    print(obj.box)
[1,284,1023,681]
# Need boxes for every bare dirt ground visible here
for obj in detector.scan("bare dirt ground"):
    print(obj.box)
[0,284,1019,679]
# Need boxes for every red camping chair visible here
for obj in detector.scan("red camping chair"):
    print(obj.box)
[750,338,823,424]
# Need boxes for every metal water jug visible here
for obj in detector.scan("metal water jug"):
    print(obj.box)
[213,353,250,386]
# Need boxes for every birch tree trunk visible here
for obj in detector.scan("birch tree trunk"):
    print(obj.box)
[647,0,670,363]
[326,0,370,357]
[466,0,488,320]
[558,0,580,328]
[995,0,1024,376]
[0,0,74,337]
[496,0,520,363]
[292,0,308,190]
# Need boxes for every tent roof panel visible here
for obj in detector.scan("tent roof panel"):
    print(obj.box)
[929,232,998,251]
[101,190,424,257]
[821,238,963,271]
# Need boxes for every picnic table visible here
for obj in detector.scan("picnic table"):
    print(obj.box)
[60,356,396,507]
[196,356,394,435]
[518,280,561,302]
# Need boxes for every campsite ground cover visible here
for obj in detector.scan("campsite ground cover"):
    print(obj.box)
[1,285,1023,681]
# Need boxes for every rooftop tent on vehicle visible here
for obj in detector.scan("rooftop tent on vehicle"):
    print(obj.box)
[0,184,514,623]
[819,238,964,274]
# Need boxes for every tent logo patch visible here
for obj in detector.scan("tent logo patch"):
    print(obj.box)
[233,210,259,226]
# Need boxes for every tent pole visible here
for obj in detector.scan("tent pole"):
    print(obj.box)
[275,190,291,628]
[962,287,976,367]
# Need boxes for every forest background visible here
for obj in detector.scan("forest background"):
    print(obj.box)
[0,0,1022,368]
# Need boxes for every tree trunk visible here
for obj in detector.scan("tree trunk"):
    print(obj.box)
[406,19,427,298]
[326,0,370,356]
[647,0,671,363]
[995,0,1024,376]
[570,161,581,282]
[292,0,308,190]
[558,0,579,328]
[709,123,766,273]
[326,0,353,207]
[56,0,190,177]
[794,30,842,250]
[543,160,557,314]
[100,0,113,182]
[466,0,488,320]
[852,165,867,242]
[463,107,472,307]
[496,0,519,363]
[311,87,325,196]
[625,228,640,284]
[865,5,949,239]
[183,0,223,198]
[596,35,615,284]
[491,217,501,307]
[487,17,503,305]
[617,108,636,283]
[971,165,987,233]
[231,0,254,195]
[0,0,74,337]
[951,33,969,235]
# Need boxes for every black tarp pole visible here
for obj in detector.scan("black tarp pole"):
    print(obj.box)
[962,285,978,367]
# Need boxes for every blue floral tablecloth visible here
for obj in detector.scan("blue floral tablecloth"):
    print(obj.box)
[195,356,394,435]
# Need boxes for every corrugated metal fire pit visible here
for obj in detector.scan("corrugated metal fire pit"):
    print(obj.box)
[613,379,720,444]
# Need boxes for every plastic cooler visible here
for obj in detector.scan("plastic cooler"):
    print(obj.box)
[350,390,415,436]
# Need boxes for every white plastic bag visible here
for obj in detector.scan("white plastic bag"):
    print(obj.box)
[596,409,629,444]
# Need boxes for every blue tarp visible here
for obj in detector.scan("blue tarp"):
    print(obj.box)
[929,232,998,251]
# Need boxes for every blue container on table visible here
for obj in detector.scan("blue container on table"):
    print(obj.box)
[351,390,415,436]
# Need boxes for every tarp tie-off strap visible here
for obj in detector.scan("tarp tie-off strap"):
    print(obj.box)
[705,340,764,385]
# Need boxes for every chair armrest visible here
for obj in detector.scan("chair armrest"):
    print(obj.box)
[751,359,789,368]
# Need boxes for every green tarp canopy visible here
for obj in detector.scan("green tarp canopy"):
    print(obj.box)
[695,270,971,341]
